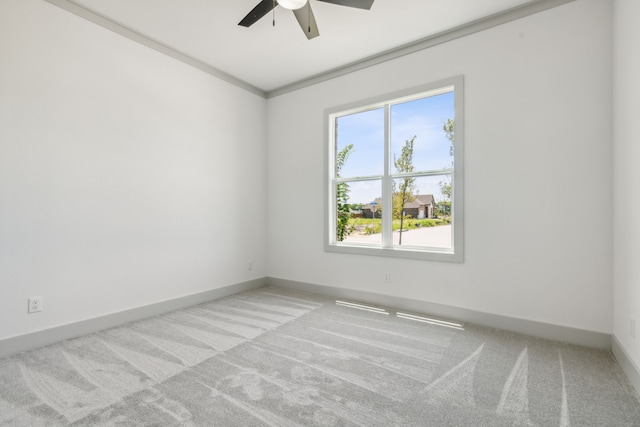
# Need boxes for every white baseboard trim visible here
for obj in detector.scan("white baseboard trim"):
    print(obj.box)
[2,276,615,359]
[612,336,640,399]
[267,276,612,349]
[0,278,266,359]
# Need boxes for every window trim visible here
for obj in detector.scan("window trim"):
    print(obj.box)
[324,76,464,263]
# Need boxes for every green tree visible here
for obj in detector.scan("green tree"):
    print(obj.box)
[438,119,454,212]
[393,136,416,245]
[336,144,354,241]
[435,200,451,216]
[443,119,455,156]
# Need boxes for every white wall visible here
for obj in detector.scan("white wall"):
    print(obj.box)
[613,0,640,366]
[267,0,613,333]
[0,0,267,340]
[0,0,618,345]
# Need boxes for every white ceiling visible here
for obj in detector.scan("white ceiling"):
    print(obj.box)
[50,0,563,96]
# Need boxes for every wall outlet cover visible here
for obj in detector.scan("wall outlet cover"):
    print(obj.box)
[28,296,42,313]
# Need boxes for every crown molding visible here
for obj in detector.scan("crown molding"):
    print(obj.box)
[44,0,267,98]
[44,0,575,100]
[266,0,576,98]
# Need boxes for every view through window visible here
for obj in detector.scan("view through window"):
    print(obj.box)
[327,77,463,262]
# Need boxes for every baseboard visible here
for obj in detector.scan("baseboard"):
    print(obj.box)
[0,278,266,359]
[612,336,640,398]
[267,276,612,349]
[2,276,614,359]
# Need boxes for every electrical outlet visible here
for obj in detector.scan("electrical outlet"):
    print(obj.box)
[248,261,253,271]
[384,273,391,283]
[28,296,42,313]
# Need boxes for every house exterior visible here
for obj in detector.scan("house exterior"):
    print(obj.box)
[362,198,382,219]
[362,195,435,219]
[404,194,435,219]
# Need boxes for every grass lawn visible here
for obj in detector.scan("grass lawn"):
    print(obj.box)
[350,217,449,234]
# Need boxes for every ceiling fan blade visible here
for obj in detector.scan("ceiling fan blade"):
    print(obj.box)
[293,3,319,40]
[238,0,277,27]
[317,0,374,10]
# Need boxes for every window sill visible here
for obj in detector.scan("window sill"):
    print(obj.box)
[325,242,463,263]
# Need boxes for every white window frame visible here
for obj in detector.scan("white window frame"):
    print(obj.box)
[324,76,464,262]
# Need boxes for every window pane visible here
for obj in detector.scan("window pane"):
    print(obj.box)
[392,175,452,249]
[336,108,384,178]
[337,180,382,246]
[390,92,454,173]
[327,76,462,262]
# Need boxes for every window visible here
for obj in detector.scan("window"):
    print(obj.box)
[325,76,463,262]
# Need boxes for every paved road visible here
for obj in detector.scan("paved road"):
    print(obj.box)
[343,224,452,248]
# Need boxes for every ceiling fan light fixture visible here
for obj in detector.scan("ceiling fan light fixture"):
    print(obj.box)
[278,0,307,10]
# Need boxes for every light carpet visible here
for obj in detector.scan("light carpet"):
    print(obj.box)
[1,286,639,426]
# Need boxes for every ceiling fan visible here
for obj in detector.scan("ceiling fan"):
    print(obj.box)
[238,0,375,40]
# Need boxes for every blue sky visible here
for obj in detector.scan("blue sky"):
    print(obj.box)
[336,91,454,204]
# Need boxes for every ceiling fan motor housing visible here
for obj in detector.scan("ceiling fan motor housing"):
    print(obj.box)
[238,0,374,40]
